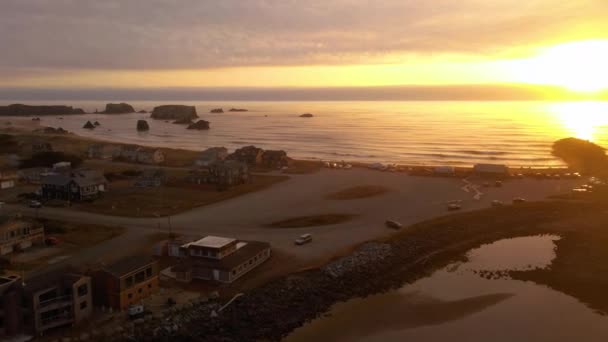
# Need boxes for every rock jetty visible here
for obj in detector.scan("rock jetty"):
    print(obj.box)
[137,120,150,131]
[101,103,135,114]
[299,113,314,118]
[187,120,210,130]
[0,104,85,116]
[151,105,198,121]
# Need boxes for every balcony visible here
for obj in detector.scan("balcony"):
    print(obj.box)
[40,313,74,330]
[38,295,73,310]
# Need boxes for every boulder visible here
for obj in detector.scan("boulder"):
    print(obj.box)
[101,103,135,114]
[210,108,224,113]
[83,121,95,129]
[94,121,101,126]
[299,113,314,118]
[228,108,248,112]
[138,109,147,113]
[151,105,198,120]
[137,120,150,131]
[0,104,85,116]
[187,120,210,130]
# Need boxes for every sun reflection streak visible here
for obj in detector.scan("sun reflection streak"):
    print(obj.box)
[548,102,608,141]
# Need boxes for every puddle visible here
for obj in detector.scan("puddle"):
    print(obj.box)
[286,235,608,342]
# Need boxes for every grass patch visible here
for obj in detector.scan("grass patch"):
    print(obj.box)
[38,219,126,247]
[75,174,289,217]
[326,185,389,200]
[267,214,357,228]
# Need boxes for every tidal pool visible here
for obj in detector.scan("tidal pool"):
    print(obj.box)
[286,235,608,342]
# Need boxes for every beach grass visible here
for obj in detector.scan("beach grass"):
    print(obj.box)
[325,185,389,200]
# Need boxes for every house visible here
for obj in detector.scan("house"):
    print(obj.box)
[473,163,510,178]
[261,150,289,169]
[0,275,23,337]
[21,269,92,335]
[194,147,229,167]
[171,236,271,284]
[32,142,53,154]
[41,169,108,202]
[114,146,165,165]
[134,169,165,187]
[0,216,45,256]
[228,145,264,166]
[17,167,53,184]
[52,161,72,172]
[0,169,17,190]
[189,160,250,189]
[91,256,159,311]
[87,144,115,160]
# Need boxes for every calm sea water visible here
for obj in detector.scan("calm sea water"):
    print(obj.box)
[3,100,607,167]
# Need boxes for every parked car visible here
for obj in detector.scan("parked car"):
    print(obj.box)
[491,200,504,207]
[513,197,527,204]
[295,234,313,245]
[385,220,403,230]
[28,200,43,208]
[128,304,145,319]
[447,203,462,211]
[45,236,60,246]
[494,180,503,187]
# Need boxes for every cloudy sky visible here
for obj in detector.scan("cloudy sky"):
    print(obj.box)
[1,0,607,92]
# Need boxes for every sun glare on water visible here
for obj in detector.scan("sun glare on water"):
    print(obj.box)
[509,40,608,92]
[549,102,608,141]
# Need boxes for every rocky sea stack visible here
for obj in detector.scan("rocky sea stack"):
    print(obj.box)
[228,108,248,112]
[101,103,135,114]
[300,113,314,118]
[0,104,85,116]
[151,105,198,121]
[137,120,150,131]
[187,120,210,130]
[83,121,95,129]
[210,108,224,113]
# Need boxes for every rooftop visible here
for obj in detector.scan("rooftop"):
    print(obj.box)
[183,236,236,249]
[177,240,270,271]
[103,255,157,278]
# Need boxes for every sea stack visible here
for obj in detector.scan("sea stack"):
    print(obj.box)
[187,120,210,130]
[151,105,198,121]
[83,121,95,129]
[137,120,150,131]
[300,113,314,118]
[210,108,224,113]
[228,108,248,112]
[101,103,135,114]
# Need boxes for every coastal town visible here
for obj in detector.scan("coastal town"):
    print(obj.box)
[0,103,605,341]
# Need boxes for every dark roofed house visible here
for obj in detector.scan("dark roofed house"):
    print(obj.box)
[134,169,165,188]
[195,147,229,167]
[32,142,53,154]
[228,145,264,166]
[91,256,159,311]
[41,169,108,202]
[171,236,271,284]
[21,268,92,335]
[189,160,250,190]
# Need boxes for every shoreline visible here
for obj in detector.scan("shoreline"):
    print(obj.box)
[0,121,572,172]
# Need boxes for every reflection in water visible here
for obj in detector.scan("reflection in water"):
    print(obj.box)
[549,102,608,141]
[287,235,608,342]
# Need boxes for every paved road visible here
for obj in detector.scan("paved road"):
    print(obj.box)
[2,169,582,274]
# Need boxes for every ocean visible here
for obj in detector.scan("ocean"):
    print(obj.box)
[2,100,607,167]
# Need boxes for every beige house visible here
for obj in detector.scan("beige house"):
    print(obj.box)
[0,217,45,256]
[172,236,271,284]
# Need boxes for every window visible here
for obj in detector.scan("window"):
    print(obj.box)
[128,293,133,299]
[125,276,134,288]
[135,271,145,283]
[77,284,88,297]
[148,284,152,289]
[146,267,152,278]
[138,288,142,294]
[80,301,87,310]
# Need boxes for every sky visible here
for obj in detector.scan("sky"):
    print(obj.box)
[1,0,608,98]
